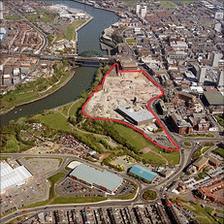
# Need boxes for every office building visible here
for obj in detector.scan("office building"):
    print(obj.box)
[217,70,224,87]
[0,0,3,21]
[215,11,224,20]
[198,66,206,85]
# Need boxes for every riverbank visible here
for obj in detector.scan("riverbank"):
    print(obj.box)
[0,65,75,116]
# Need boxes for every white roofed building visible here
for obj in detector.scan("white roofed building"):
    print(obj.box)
[0,161,32,194]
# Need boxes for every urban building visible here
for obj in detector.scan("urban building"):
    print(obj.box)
[202,90,224,113]
[197,179,224,205]
[70,163,123,194]
[198,66,206,85]
[215,11,224,20]
[170,113,193,135]
[116,106,154,126]
[0,161,32,194]
[136,4,147,19]
[212,52,223,68]
[128,164,157,183]
[0,0,3,21]
[217,70,224,87]
[193,157,209,171]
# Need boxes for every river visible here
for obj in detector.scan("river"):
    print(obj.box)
[0,0,119,126]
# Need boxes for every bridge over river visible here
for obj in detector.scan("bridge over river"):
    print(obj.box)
[1,51,115,66]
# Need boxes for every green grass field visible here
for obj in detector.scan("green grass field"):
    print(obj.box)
[58,98,84,118]
[56,19,87,41]
[26,8,57,24]
[5,14,21,20]
[48,172,66,199]
[141,152,167,166]
[33,112,72,132]
[160,1,177,8]
[142,190,157,201]
[155,149,180,166]
[213,147,224,158]
[215,114,224,127]
[126,38,137,46]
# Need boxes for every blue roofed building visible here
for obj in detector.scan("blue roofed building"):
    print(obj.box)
[128,164,157,183]
[70,163,123,194]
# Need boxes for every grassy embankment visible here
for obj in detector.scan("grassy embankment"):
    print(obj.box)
[0,61,71,114]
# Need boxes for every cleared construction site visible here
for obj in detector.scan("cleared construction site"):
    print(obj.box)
[86,68,160,123]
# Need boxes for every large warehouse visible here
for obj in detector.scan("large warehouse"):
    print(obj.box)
[0,161,32,194]
[70,163,123,194]
[116,106,154,125]
[128,164,157,183]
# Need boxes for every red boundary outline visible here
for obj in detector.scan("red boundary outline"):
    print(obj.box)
[81,64,180,152]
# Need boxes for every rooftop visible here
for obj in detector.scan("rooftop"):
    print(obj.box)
[129,164,157,182]
[0,161,32,194]
[70,163,123,193]
[204,91,224,106]
[117,106,154,124]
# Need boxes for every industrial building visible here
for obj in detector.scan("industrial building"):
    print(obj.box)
[116,106,154,125]
[70,163,123,194]
[0,161,32,194]
[128,165,157,183]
